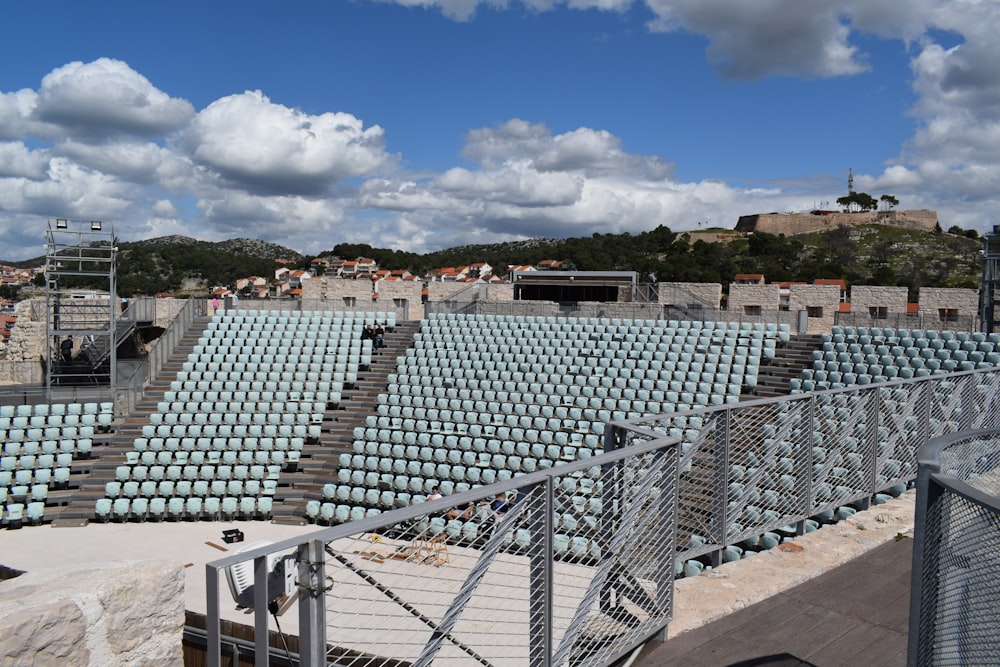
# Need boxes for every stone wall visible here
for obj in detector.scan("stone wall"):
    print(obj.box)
[427,282,477,302]
[849,285,909,316]
[6,300,46,362]
[0,560,185,666]
[375,281,424,320]
[0,361,43,385]
[475,300,562,318]
[149,298,188,330]
[658,282,722,309]
[918,287,979,327]
[575,302,663,320]
[728,284,781,313]
[735,209,938,237]
[788,284,841,334]
[482,284,514,302]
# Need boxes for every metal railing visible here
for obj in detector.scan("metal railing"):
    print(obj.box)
[835,312,979,332]
[207,434,680,667]
[908,428,1000,666]
[145,297,198,385]
[617,367,1000,566]
[205,365,1000,666]
[227,298,408,322]
[426,300,803,331]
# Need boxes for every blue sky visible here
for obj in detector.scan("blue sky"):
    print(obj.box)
[1,1,998,261]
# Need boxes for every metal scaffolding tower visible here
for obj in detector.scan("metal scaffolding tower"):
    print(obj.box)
[980,225,1000,334]
[44,218,119,396]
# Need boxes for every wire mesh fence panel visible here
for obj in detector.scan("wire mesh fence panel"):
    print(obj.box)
[913,432,1000,666]
[310,440,678,667]
[205,365,1000,667]
[968,370,1000,431]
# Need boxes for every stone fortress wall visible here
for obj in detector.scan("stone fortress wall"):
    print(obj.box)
[735,210,939,237]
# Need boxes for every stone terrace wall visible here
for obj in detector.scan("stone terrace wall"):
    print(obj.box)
[0,560,184,666]
[850,285,909,316]
[918,287,980,326]
[482,283,514,302]
[427,282,477,303]
[736,210,938,236]
[375,281,424,321]
[658,282,722,309]
[729,284,781,313]
[789,284,841,334]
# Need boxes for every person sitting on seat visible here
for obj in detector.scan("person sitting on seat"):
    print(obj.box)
[489,492,512,520]
[446,502,476,521]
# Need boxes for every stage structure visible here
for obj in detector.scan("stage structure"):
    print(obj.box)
[511,270,638,303]
[44,218,121,394]
[980,225,1000,334]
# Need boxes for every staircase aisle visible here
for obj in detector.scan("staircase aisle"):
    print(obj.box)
[272,320,423,523]
[753,334,825,397]
[50,317,212,524]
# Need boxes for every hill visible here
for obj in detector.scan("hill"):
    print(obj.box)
[0,225,985,299]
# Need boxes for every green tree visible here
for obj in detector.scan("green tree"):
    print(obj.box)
[837,192,879,212]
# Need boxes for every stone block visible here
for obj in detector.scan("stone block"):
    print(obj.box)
[0,560,184,666]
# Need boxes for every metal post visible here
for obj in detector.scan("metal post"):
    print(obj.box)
[298,539,327,667]
[206,566,221,667]
[710,409,730,567]
[254,554,270,667]
[528,479,554,667]
[907,440,944,666]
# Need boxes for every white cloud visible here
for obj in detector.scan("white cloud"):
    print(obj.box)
[0,89,37,141]
[20,158,138,218]
[462,120,672,178]
[0,142,49,180]
[4,2,1000,262]
[58,138,191,186]
[434,163,584,206]
[180,90,391,196]
[355,120,810,245]
[32,58,194,139]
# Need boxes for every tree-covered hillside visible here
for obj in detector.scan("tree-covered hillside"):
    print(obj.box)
[2,223,985,298]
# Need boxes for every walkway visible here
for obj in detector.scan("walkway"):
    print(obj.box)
[634,536,912,666]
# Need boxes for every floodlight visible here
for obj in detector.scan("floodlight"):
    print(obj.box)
[55,218,68,229]
[90,220,102,231]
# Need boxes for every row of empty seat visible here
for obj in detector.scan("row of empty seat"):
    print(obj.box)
[3,402,102,528]
[96,308,393,522]
[796,327,1000,391]
[318,314,783,531]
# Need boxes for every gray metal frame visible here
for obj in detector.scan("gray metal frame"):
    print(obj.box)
[204,365,1000,666]
[908,428,1000,666]
[207,432,680,667]
[44,218,118,395]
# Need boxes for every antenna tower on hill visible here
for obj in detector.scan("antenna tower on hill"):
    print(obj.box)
[848,167,855,195]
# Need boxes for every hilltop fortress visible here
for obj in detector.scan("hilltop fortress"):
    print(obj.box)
[735,209,939,237]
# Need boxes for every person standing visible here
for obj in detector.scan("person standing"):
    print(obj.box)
[60,337,73,362]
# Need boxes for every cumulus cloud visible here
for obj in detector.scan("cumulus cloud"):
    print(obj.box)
[58,138,192,186]
[462,120,673,179]
[0,142,50,180]
[32,58,194,139]
[356,120,800,245]
[0,89,37,141]
[644,0,867,79]
[861,3,1000,220]
[3,2,1000,261]
[180,90,391,196]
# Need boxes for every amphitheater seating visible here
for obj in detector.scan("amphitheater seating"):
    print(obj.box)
[93,309,396,522]
[795,327,1000,392]
[316,314,790,539]
[1,401,100,528]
